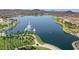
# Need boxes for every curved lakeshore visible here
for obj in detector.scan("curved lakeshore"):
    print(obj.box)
[54,16,79,38]
[32,34,61,50]
[54,17,69,33]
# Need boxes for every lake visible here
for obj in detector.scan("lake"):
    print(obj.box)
[6,16,79,50]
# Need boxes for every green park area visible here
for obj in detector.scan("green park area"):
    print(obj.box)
[0,31,49,50]
[0,33,35,50]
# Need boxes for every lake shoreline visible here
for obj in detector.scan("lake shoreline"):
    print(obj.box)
[34,34,61,50]
[54,16,79,38]
[41,43,61,50]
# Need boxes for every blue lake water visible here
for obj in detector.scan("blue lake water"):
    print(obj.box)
[6,16,79,50]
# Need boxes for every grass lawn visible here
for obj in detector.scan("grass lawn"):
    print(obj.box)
[0,35,35,50]
[18,46,50,50]
[0,33,45,50]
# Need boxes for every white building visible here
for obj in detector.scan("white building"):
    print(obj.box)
[0,32,6,36]
[24,21,36,32]
[33,28,36,33]
[0,18,4,23]
[24,21,32,31]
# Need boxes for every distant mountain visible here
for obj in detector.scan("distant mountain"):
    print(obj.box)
[0,9,78,18]
[65,10,74,13]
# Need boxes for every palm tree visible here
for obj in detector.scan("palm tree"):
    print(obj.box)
[0,31,2,37]
[3,36,6,49]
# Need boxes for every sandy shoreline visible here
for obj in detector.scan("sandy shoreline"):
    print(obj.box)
[33,34,61,50]
[40,43,61,50]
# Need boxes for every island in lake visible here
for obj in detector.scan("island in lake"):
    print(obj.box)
[0,9,79,50]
